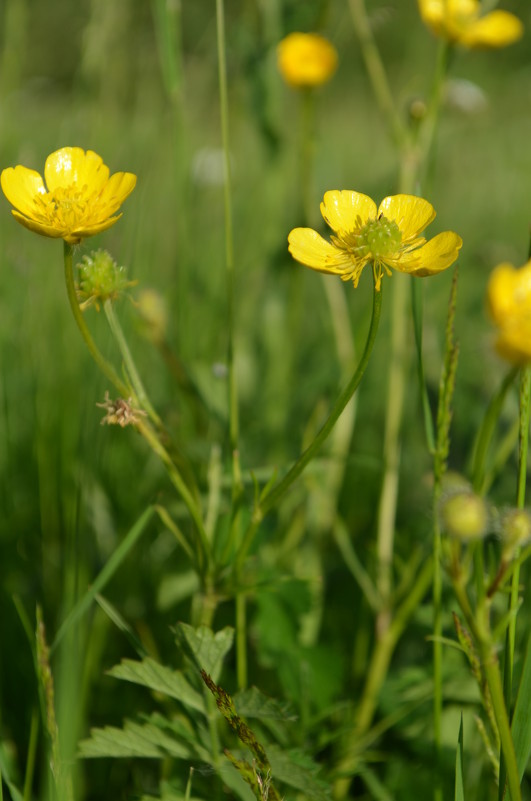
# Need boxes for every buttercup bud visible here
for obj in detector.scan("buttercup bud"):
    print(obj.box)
[440,490,488,541]
[500,509,531,556]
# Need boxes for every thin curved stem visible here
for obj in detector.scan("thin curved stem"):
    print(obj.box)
[63,242,128,396]
[235,281,382,572]
[64,242,211,578]
[103,298,162,427]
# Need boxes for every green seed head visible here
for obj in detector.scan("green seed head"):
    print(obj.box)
[77,250,134,309]
[356,216,402,259]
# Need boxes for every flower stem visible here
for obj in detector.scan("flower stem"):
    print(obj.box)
[63,242,127,396]
[215,0,242,503]
[135,418,212,577]
[103,298,162,427]
[235,282,382,572]
[480,637,522,801]
[63,242,211,579]
[333,555,434,798]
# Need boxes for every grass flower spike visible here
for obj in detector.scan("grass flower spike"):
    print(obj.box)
[277,32,338,88]
[487,259,531,363]
[288,190,462,290]
[418,0,523,48]
[1,147,136,244]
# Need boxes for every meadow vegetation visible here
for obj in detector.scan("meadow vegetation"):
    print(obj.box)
[1,2,531,800]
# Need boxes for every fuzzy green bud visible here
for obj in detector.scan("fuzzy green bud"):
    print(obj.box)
[76,250,136,310]
[440,491,488,541]
[500,509,531,556]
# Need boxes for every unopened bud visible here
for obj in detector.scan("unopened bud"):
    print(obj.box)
[500,509,531,555]
[440,491,488,541]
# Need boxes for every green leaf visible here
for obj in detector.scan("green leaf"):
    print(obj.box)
[174,624,233,683]
[455,714,465,801]
[266,746,331,801]
[511,633,531,781]
[108,657,205,714]
[78,717,194,760]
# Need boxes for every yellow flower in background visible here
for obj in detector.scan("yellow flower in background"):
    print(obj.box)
[487,259,531,363]
[1,147,136,244]
[288,190,462,290]
[277,32,338,88]
[418,0,523,48]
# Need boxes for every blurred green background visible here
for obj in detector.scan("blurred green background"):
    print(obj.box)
[0,1,530,799]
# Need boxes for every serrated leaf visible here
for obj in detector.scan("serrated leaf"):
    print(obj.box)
[234,687,296,722]
[78,717,193,760]
[175,624,233,682]
[266,746,331,801]
[108,657,205,714]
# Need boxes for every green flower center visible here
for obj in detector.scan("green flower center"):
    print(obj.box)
[356,216,402,259]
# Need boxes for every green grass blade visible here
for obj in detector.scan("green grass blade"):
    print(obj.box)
[51,505,155,652]
[0,744,23,801]
[455,714,464,801]
[511,633,531,783]
[411,277,435,453]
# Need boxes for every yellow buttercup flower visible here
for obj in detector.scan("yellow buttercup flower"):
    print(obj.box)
[288,190,462,291]
[277,32,338,88]
[487,259,531,363]
[1,147,136,244]
[418,0,523,48]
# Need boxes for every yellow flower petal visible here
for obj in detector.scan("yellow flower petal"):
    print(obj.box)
[397,231,463,275]
[378,194,436,241]
[11,210,65,239]
[44,147,109,193]
[288,227,354,273]
[1,166,45,217]
[487,260,531,364]
[418,0,522,48]
[71,214,123,242]
[93,172,137,219]
[1,147,136,243]
[487,263,518,324]
[277,32,338,88]
[460,10,523,48]
[320,190,377,235]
